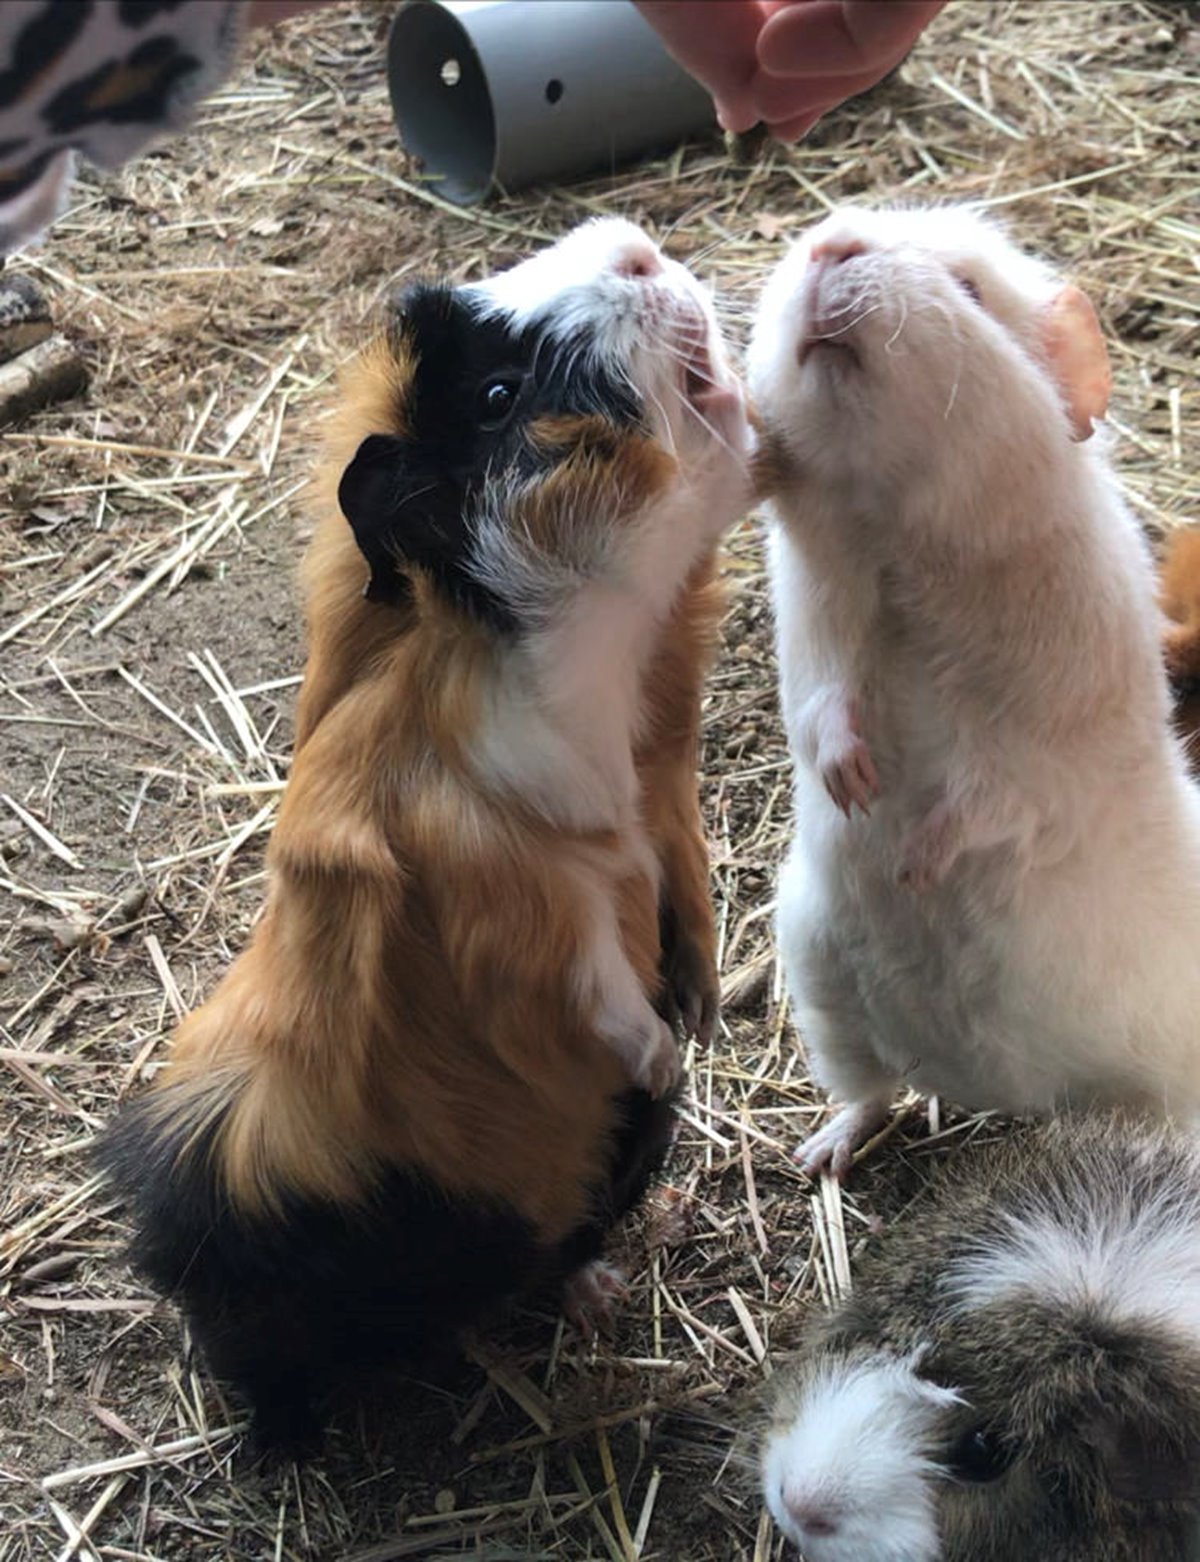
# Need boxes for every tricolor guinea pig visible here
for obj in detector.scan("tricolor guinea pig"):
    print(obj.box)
[747,203,1200,1176]
[98,218,750,1451]
[761,1114,1200,1561]
[1159,526,1200,771]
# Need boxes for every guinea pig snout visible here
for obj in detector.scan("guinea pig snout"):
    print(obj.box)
[608,237,665,281]
[779,1482,843,1541]
[799,252,869,367]
[810,235,868,268]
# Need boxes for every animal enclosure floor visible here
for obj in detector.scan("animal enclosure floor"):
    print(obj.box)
[1,2,1196,1558]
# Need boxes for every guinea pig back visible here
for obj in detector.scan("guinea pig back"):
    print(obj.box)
[762,1113,1200,1562]
[97,218,750,1450]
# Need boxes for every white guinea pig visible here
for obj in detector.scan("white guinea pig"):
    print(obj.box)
[747,204,1200,1176]
[761,1114,1200,1561]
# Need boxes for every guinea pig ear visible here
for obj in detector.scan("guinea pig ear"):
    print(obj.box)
[1039,284,1112,443]
[1085,1415,1200,1505]
[337,433,417,606]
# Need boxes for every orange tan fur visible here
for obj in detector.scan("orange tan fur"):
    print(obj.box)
[141,331,722,1242]
[1159,526,1200,770]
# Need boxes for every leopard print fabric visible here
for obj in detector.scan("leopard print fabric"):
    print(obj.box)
[1,0,246,256]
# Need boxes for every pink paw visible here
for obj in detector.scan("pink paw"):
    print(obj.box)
[794,1100,892,1180]
[898,799,962,891]
[816,700,879,818]
[563,1260,628,1338]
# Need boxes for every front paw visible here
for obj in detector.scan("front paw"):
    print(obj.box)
[598,1005,681,1098]
[898,799,963,891]
[659,914,719,1045]
[815,698,879,818]
[634,1016,682,1098]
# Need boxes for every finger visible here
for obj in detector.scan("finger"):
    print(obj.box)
[765,109,826,143]
[759,0,948,79]
[751,61,902,124]
[717,95,766,135]
[634,0,769,131]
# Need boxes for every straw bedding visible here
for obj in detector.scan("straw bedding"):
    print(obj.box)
[1,2,1196,1556]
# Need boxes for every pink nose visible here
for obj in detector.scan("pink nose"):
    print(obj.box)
[781,1487,842,1539]
[809,235,867,267]
[611,241,664,280]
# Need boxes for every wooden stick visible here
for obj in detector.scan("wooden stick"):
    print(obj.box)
[0,336,87,428]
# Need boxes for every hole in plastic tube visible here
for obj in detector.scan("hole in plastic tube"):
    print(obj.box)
[440,58,461,87]
[545,78,564,105]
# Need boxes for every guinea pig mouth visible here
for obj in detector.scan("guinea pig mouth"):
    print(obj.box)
[683,338,714,402]
[676,318,734,414]
[798,332,861,370]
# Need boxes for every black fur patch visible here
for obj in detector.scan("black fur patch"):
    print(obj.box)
[337,284,643,625]
[96,1082,675,1452]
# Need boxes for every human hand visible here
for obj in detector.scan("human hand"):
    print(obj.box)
[750,1,950,141]
[633,1,773,133]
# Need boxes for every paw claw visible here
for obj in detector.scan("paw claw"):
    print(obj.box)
[818,719,879,820]
[564,1260,628,1337]
[795,1101,892,1180]
[660,930,718,1047]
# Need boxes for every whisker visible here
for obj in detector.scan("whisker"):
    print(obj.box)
[884,295,909,355]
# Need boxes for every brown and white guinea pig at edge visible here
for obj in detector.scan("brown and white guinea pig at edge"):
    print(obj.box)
[760,1113,1200,1562]
[1159,525,1200,771]
[96,217,751,1452]
[747,204,1200,1178]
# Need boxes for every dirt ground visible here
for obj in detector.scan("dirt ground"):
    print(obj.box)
[1,2,1197,1559]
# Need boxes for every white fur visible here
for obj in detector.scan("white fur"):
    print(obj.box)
[467,217,749,832]
[751,204,1200,1153]
[468,220,751,1088]
[946,1181,1200,1341]
[763,1352,957,1562]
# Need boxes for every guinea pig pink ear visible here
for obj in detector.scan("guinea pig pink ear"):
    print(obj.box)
[1086,1416,1200,1505]
[1039,284,1111,442]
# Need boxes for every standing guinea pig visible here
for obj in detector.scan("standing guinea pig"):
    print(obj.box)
[98,218,750,1451]
[747,204,1200,1176]
[1159,525,1200,770]
[761,1113,1200,1561]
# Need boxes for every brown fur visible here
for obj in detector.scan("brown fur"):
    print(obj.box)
[1159,526,1200,769]
[141,332,722,1242]
[769,1114,1200,1560]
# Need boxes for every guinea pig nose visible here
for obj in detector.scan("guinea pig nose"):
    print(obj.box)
[611,241,664,281]
[781,1487,841,1539]
[810,236,867,267]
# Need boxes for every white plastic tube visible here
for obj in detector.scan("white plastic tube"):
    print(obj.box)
[387,0,716,206]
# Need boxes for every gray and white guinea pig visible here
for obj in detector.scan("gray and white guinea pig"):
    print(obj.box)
[762,1114,1200,1562]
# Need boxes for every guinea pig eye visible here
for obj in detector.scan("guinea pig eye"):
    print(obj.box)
[956,275,982,304]
[477,376,522,428]
[947,1424,1015,1484]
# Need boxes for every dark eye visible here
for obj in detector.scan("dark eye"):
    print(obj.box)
[947,1424,1015,1484]
[478,377,521,427]
[957,275,982,304]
